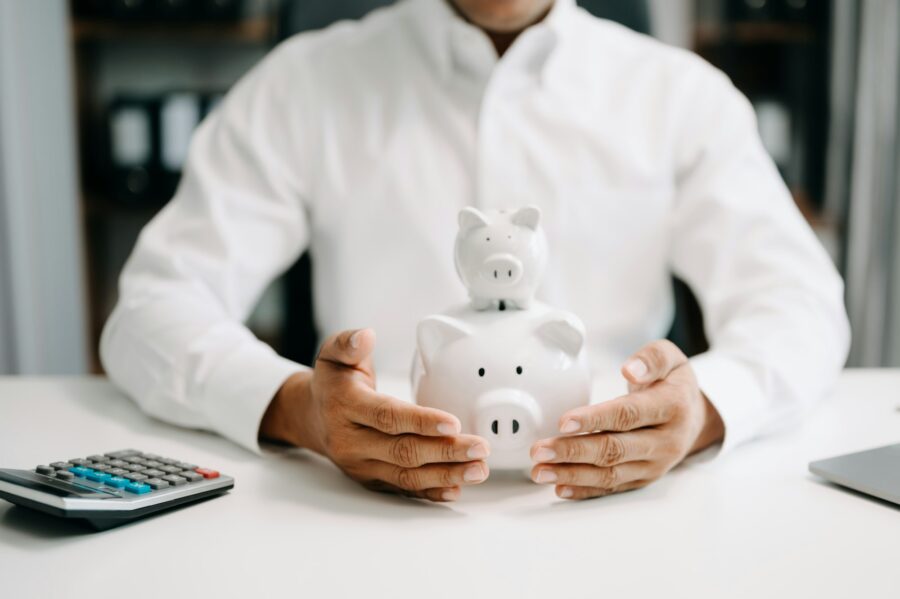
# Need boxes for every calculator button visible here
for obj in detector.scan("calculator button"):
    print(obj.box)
[175,462,197,470]
[90,464,111,472]
[144,469,164,477]
[161,475,187,486]
[55,471,75,481]
[158,465,181,474]
[126,473,148,482]
[124,464,145,472]
[105,450,140,459]
[179,471,202,482]
[35,465,55,476]
[106,476,129,488]
[69,458,91,467]
[108,460,129,468]
[145,478,169,490]
[194,468,220,479]
[51,462,74,470]
[125,482,151,494]
[108,468,129,476]
[88,455,110,463]
[144,461,163,468]
[70,467,91,477]
[86,471,112,483]
[143,453,161,461]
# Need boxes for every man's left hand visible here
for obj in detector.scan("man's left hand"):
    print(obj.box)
[530,340,725,500]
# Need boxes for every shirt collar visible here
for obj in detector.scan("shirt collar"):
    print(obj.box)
[406,0,575,85]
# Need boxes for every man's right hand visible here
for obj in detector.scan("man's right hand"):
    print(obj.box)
[260,328,490,502]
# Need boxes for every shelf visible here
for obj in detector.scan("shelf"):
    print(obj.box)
[72,17,275,44]
[695,21,817,48]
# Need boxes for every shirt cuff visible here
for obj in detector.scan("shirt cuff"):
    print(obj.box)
[689,351,770,455]
[200,339,308,455]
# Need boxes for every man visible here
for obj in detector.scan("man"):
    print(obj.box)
[101,0,850,502]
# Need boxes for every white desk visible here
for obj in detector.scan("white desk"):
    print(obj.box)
[0,370,898,598]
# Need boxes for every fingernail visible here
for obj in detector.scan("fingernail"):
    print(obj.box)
[437,422,460,436]
[464,464,487,482]
[625,358,648,381]
[559,487,574,498]
[533,447,556,462]
[349,330,362,349]
[534,469,557,483]
[560,419,580,433]
[441,489,460,501]
[467,443,489,459]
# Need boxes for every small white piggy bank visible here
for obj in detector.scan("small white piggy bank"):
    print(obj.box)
[412,303,591,470]
[455,206,547,310]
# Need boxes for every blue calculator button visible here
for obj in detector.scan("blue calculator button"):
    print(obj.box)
[69,467,91,477]
[106,476,129,488]
[86,471,111,483]
[125,482,151,494]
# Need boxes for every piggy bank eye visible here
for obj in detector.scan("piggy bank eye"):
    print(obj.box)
[486,237,491,242]
[516,365,523,375]
[478,367,485,377]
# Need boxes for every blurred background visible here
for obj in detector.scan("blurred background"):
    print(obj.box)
[0,0,898,376]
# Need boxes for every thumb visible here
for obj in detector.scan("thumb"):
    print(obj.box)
[621,339,687,388]
[317,328,376,373]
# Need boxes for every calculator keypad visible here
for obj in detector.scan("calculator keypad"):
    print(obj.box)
[33,450,221,496]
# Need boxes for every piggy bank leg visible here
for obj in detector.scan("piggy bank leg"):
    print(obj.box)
[470,297,494,311]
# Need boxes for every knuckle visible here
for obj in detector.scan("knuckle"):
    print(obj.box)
[644,344,667,370]
[390,436,420,467]
[562,440,584,462]
[614,402,640,430]
[440,467,456,487]
[395,466,419,490]
[596,435,626,466]
[598,466,619,488]
[372,400,398,433]
[440,438,457,462]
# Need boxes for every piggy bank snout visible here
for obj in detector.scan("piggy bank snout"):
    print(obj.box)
[479,254,523,286]
[475,389,542,450]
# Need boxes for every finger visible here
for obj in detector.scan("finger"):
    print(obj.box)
[531,461,649,488]
[555,480,649,500]
[531,431,656,466]
[621,340,686,386]
[347,390,462,436]
[368,460,489,491]
[364,480,462,502]
[317,328,376,372]
[357,429,490,468]
[558,391,673,434]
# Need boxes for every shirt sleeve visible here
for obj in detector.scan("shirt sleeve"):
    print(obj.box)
[669,67,851,454]
[100,40,314,454]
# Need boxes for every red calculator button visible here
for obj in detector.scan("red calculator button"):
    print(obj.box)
[195,468,219,479]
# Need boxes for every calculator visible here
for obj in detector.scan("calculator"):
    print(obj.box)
[0,449,234,530]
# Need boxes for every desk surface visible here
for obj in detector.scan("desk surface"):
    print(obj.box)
[1,370,898,598]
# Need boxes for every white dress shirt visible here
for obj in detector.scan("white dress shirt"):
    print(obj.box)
[101,0,850,455]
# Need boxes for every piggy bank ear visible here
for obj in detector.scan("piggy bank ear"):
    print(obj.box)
[458,207,491,234]
[417,315,472,371]
[536,313,585,357]
[511,205,541,230]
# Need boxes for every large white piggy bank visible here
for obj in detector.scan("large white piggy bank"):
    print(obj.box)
[454,206,547,311]
[412,302,591,470]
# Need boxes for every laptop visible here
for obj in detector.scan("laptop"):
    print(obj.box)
[809,443,900,506]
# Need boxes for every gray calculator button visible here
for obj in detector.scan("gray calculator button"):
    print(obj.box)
[88,455,110,463]
[144,461,162,468]
[157,458,177,466]
[56,470,75,481]
[108,460,128,468]
[105,450,140,459]
[145,478,169,490]
[70,458,90,466]
[127,473,148,482]
[179,471,202,482]
[108,468,128,476]
[159,465,181,474]
[51,462,73,470]
[91,464,111,472]
[161,475,187,486]
[35,465,55,475]
[123,456,146,464]
[176,462,198,470]
[144,469,164,477]
[143,453,161,461]
[125,464,145,472]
